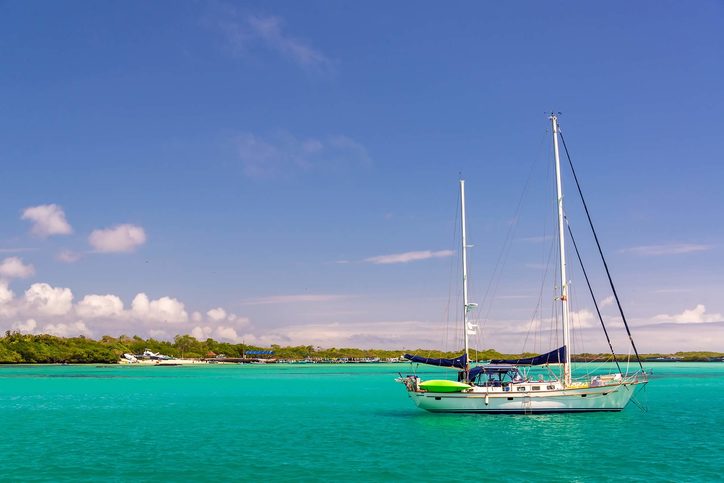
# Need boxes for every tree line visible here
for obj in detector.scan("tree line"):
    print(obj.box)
[0,331,721,364]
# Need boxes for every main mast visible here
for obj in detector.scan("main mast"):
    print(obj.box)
[551,115,572,386]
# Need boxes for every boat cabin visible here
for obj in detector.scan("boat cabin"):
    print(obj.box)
[466,364,522,387]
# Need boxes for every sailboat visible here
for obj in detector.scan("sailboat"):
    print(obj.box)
[397,115,648,413]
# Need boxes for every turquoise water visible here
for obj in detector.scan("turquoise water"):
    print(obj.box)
[0,363,722,482]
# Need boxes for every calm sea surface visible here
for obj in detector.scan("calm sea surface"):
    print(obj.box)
[0,362,722,482]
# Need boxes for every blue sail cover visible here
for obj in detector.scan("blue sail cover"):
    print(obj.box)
[490,346,566,365]
[404,353,467,369]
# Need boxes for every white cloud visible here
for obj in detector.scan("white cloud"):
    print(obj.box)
[191,326,212,341]
[42,321,90,338]
[0,281,14,305]
[13,318,37,333]
[235,132,370,179]
[89,224,146,253]
[570,309,596,329]
[191,325,244,343]
[214,326,241,342]
[247,15,330,69]
[0,257,35,279]
[242,294,348,305]
[0,282,16,318]
[56,250,82,263]
[207,307,227,321]
[76,294,125,319]
[653,304,722,324]
[131,293,188,324]
[599,296,615,308]
[24,283,73,316]
[0,281,249,342]
[621,243,712,256]
[21,204,73,237]
[149,329,168,339]
[213,10,331,72]
[254,319,443,348]
[365,250,454,265]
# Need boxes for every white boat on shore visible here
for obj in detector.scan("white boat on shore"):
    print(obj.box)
[398,115,648,414]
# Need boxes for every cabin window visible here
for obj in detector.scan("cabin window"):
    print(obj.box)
[547,385,555,390]
[581,394,587,398]
[507,397,513,401]
[602,393,608,396]
[532,386,541,391]
[435,397,441,401]
[516,387,526,392]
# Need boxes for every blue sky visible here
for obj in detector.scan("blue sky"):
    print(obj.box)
[0,1,722,352]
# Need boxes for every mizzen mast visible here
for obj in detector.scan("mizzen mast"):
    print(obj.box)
[460,180,477,381]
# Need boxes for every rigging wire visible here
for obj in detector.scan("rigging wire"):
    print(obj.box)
[478,132,548,326]
[521,236,557,353]
[566,220,623,374]
[557,124,645,373]
[442,185,461,354]
[522,141,557,355]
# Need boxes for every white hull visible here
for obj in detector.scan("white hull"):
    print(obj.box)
[407,382,642,414]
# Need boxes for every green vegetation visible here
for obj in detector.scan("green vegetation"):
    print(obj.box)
[0,331,721,363]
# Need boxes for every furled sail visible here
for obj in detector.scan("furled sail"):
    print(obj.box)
[490,346,566,365]
[404,353,467,369]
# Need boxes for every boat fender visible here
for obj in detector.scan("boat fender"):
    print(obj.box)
[484,395,489,406]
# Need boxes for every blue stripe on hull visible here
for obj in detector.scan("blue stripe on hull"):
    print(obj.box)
[425,408,623,414]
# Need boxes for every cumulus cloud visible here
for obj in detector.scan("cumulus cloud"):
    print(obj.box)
[149,329,168,339]
[191,326,212,341]
[235,131,370,179]
[132,293,188,324]
[207,307,227,321]
[43,321,90,337]
[365,250,454,265]
[0,257,35,279]
[0,282,14,305]
[0,280,247,341]
[89,224,146,253]
[190,325,243,342]
[21,204,73,237]
[214,326,241,342]
[76,294,125,319]
[25,283,73,316]
[653,304,723,324]
[0,282,17,318]
[13,318,37,333]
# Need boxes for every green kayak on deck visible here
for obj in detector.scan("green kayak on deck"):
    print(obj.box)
[419,380,471,393]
